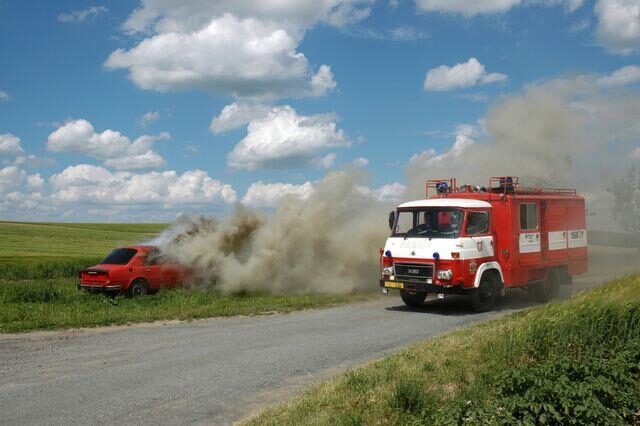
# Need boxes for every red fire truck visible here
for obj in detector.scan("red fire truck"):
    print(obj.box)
[380,177,588,312]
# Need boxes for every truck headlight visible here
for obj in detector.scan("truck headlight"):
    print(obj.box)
[437,269,453,280]
[382,266,394,275]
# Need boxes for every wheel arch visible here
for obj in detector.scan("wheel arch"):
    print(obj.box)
[127,276,148,290]
[473,262,504,288]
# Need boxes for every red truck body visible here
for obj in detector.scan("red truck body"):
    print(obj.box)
[79,245,185,296]
[380,177,588,311]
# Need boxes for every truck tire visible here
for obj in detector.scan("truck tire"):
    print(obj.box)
[469,272,497,312]
[127,279,148,298]
[533,269,560,303]
[400,290,427,308]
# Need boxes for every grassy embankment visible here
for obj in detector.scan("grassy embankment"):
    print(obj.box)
[0,221,370,333]
[247,275,640,425]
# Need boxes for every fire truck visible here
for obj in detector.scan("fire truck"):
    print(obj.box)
[380,177,588,312]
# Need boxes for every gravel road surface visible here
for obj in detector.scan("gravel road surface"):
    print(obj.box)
[1,247,636,425]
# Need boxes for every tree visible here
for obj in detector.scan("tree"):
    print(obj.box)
[608,165,640,233]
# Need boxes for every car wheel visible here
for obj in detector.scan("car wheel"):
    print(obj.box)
[127,279,148,298]
[469,273,497,312]
[400,290,427,308]
[533,269,560,303]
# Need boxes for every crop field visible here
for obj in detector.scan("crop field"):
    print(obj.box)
[247,274,640,425]
[0,221,370,332]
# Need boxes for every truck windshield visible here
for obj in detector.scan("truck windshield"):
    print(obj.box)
[392,208,464,239]
[100,248,138,265]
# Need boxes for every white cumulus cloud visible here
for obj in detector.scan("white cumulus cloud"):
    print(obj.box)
[49,164,237,205]
[595,0,640,53]
[410,123,479,167]
[138,111,160,126]
[0,166,27,194]
[0,91,10,102]
[353,157,370,167]
[356,182,407,203]
[210,102,272,134]
[47,119,169,170]
[415,0,584,15]
[596,65,640,86]
[122,0,374,34]
[0,134,25,156]
[424,58,507,92]
[26,174,44,191]
[242,181,315,207]
[227,105,350,170]
[106,13,337,99]
[58,6,108,23]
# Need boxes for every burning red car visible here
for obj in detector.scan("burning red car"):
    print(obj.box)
[78,245,186,297]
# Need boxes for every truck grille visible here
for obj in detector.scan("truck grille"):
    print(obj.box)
[394,263,434,282]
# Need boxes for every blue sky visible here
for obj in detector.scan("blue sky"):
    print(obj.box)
[1,0,639,222]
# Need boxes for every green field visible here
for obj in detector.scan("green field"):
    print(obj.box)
[0,221,167,259]
[246,275,640,425]
[0,221,169,280]
[0,221,371,332]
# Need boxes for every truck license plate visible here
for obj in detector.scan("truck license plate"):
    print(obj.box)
[385,281,404,289]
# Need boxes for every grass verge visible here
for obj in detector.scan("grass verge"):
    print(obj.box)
[245,275,640,425]
[0,278,373,333]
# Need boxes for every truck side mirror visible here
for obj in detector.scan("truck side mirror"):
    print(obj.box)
[388,211,395,230]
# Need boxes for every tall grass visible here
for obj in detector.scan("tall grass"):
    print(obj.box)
[0,278,372,333]
[246,275,640,426]
[0,257,102,280]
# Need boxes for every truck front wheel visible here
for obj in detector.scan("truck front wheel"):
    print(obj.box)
[469,273,497,312]
[400,290,427,308]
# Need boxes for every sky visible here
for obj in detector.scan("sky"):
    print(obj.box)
[1,0,640,222]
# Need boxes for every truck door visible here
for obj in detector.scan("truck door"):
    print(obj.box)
[518,201,542,266]
[545,200,569,264]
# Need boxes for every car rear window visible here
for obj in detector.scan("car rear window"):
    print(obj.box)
[100,248,138,265]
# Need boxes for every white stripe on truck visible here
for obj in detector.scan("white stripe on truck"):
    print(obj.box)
[548,231,567,251]
[519,232,541,253]
[567,229,587,248]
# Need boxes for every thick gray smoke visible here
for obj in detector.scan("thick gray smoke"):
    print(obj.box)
[406,88,582,197]
[152,171,390,294]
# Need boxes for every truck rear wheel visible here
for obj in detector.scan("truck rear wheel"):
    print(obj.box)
[533,269,560,303]
[400,290,427,308]
[127,279,148,298]
[469,273,497,312]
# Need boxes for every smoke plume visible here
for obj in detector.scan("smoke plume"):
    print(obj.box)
[153,171,390,294]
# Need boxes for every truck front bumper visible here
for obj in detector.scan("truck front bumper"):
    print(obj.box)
[379,279,463,295]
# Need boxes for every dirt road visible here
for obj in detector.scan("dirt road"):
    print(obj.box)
[0,246,636,425]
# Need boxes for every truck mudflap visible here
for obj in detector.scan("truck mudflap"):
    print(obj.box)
[379,279,463,295]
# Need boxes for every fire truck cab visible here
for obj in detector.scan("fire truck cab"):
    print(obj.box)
[380,177,588,312]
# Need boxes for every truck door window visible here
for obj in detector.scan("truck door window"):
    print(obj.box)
[394,211,415,234]
[466,211,489,235]
[520,203,538,230]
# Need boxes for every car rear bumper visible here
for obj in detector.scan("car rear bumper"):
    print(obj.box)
[78,283,123,292]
